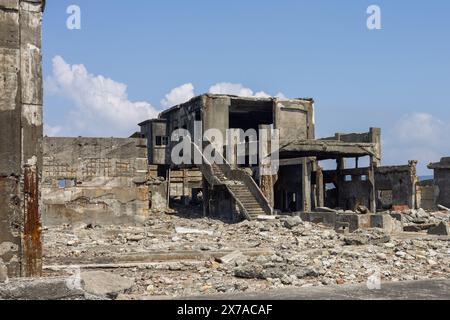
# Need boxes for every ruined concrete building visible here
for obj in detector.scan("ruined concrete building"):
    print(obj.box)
[139,94,396,221]
[0,0,44,278]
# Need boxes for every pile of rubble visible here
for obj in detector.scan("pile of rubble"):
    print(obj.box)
[37,211,450,300]
[395,208,450,235]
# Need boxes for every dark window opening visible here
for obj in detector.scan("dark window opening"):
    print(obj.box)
[195,110,202,121]
[156,136,168,146]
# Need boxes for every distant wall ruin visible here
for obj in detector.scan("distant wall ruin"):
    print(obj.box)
[42,137,151,226]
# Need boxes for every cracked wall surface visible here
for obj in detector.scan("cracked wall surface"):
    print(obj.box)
[42,137,150,226]
[0,0,44,278]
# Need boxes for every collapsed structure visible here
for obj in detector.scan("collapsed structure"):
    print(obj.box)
[39,94,447,229]
[137,94,425,222]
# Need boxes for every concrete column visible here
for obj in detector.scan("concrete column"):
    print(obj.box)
[315,166,325,208]
[259,124,276,208]
[336,157,345,209]
[368,156,377,213]
[0,0,44,278]
[202,177,210,217]
[302,158,312,212]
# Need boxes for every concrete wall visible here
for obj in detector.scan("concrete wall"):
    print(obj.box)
[42,137,150,226]
[140,120,167,165]
[416,185,435,210]
[0,0,44,278]
[375,162,418,209]
[274,99,314,140]
[433,169,450,208]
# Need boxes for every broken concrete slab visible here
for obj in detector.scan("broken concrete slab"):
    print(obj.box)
[257,215,278,221]
[0,277,85,300]
[216,250,244,264]
[343,229,391,246]
[175,227,214,236]
[80,271,135,299]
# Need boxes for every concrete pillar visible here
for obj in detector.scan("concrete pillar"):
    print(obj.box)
[259,124,276,208]
[336,157,345,209]
[301,158,312,212]
[0,0,44,278]
[315,166,325,208]
[368,156,377,213]
[202,177,210,217]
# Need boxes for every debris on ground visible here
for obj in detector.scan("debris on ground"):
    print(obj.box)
[40,210,449,299]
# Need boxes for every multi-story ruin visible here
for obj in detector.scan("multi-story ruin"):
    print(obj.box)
[138,94,386,221]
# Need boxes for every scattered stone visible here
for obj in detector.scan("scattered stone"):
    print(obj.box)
[416,208,430,219]
[81,271,135,299]
[376,253,387,261]
[126,235,145,242]
[283,216,303,229]
[216,251,244,264]
[234,265,265,280]
[356,205,370,215]
[257,215,277,221]
[175,227,214,236]
[428,222,450,236]
[343,229,390,246]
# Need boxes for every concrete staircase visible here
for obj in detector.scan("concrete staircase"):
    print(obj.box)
[210,164,270,220]
[192,141,273,220]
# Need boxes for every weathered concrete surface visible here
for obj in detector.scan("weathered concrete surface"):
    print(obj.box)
[81,271,135,299]
[188,280,450,300]
[42,137,150,226]
[428,157,450,208]
[0,0,44,278]
[0,276,85,300]
[376,161,418,210]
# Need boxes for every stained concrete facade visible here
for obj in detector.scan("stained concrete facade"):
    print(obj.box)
[0,0,44,278]
[42,137,151,226]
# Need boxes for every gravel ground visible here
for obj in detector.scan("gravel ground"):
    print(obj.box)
[42,210,450,299]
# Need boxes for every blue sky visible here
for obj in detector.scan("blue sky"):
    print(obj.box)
[42,0,450,174]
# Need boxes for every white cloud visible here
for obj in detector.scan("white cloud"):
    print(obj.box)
[383,112,450,174]
[208,82,285,99]
[44,125,63,137]
[161,83,195,108]
[45,59,290,137]
[46,56,159,137]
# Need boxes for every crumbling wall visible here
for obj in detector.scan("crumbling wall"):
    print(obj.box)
[416,179,435,210]
[42,137,150,226]
[375,161,418,210]
[428,158,450,208]
[0,0,44,278]
[338,179,372,210]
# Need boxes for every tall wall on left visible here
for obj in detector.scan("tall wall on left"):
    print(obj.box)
[0,0,44,278]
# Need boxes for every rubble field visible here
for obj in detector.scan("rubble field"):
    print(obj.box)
[42,209,450,300]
